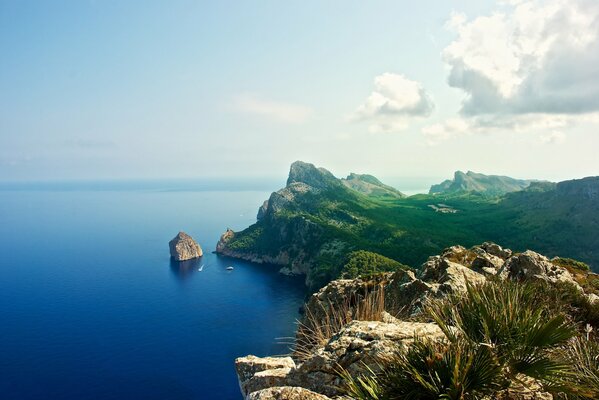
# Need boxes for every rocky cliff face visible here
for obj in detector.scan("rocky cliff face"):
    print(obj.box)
[235,243,599,399]
[341,173,405,199]
[429,170,537,195]
[216,161,599,291]
[215,161,359,287]
[169,231,203,261]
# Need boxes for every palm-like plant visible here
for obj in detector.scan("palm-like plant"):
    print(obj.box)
[340,280,581,399]
[560,336,599,399]
[427,280,576,393]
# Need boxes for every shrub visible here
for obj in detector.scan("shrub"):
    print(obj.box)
[552,257,591,272]
[341,280,583,399]
[339,250,409,279]
[428,280,576,391]
[561,336,599,399]
[295,284,386,360]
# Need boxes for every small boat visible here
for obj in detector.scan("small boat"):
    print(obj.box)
[198,264,204,272]
[226,266,234,271]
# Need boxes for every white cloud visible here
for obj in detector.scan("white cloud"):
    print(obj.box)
[232,94,312,124]
[444,0,599,116]
[539,131,566,144]
[354,73,434,133]
[422,118,471,146]
[422,0,599,145]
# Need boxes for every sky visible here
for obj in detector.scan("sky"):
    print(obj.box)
[1,0,599,183]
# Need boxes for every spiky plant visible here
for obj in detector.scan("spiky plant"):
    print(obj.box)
[427,280,576,393]
[560,336,599,399]
[295,284,386,360]
[340,337,504,400]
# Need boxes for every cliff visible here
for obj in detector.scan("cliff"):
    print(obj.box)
[216,161,599,290]
[236,243,599,399]
[429,170,537,196]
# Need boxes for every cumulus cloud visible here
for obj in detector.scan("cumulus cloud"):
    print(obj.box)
[421,112,582,146]
[444,0,599,116]
[354,73,434,133]
[232,94,312,124]
[423,0,599,145]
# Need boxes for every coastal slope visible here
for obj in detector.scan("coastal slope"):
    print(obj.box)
[216,161,599,289]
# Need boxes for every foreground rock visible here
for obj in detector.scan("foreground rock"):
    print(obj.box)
[235,242,599,399]
[169,231,203,261]
[236,320,443,398]
[248,387,331,400]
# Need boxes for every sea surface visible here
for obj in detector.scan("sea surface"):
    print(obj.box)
[0,181,307,400]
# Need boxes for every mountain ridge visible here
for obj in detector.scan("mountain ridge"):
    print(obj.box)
[430,170,538,195]
[216,161,599,289]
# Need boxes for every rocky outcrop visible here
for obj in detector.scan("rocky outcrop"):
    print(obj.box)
[247,387,331,400]
[169,231,203,261]
[257,200,269,221]
[286,161,339,190]
[429,170,537,195]
[500,250,583,289]
[341,173,405,199]
[236,320,443,398]
[216,228,235,253]
[236,242,597,399]
[236,356,296,398]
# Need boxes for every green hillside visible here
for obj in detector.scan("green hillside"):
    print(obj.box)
[430,170,537,195]
[217,161,599,289]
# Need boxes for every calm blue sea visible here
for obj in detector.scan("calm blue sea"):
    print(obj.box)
[0,182,306,399]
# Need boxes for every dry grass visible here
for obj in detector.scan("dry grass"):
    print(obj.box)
[293,284,386,360]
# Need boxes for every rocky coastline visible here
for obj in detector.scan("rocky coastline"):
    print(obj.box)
[234,242,599,399]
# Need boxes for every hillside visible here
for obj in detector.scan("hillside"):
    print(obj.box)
[430,170,536,195]
[216,161,599,289]
[341,173,405,199]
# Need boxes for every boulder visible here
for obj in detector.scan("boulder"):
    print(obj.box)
[288,320,445,397]
[438,260,486,294]
[168,231,203,261]
[248,386,331,400]
[236,356,296,398]
[501,251,581,289]
[480,242,513,259]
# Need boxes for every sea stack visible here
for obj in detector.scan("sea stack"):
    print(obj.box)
[169,231,203,261]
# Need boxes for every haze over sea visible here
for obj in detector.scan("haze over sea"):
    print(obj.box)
[0,180,309,400]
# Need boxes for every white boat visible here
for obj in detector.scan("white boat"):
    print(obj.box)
[198,264,204,272]
[226,266,234,270]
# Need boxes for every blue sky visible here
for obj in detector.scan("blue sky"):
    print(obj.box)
[1,0,598,182]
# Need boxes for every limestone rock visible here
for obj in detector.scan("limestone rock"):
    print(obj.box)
[257,200,269,221]
[480,242,513,259]
[216,228,235,253]
[247,386,331,400]
[501,250,581,289]
[289,320,445,397]
[438,260,486,294]
[236,356,296,398]
[168,231,203,261]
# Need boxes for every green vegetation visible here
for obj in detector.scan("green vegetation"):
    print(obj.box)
[339,251,409,279]
[221,162,599,289]
[553,257,591,271]
[429,170,537,196]
[342,280,599,399]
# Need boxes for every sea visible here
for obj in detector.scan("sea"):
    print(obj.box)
[0,180,307,400]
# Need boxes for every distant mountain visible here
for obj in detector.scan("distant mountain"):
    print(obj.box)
[216,161,599,289]
[430,171,537,196]
[341,173,405,199]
